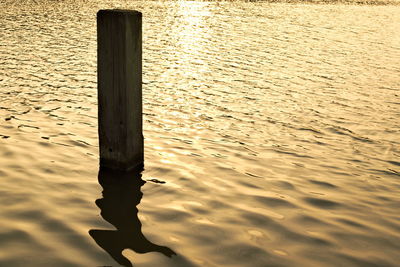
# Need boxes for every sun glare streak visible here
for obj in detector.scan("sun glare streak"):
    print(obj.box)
[173,1,212,79]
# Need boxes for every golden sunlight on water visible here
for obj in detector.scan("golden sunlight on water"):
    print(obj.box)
[0,0,400,266]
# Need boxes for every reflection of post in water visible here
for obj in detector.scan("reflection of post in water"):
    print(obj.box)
[89,167,176,267]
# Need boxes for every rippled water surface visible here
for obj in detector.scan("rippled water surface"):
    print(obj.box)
[1,0,400,266]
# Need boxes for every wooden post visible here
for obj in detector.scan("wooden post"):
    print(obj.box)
[97,10,143,171]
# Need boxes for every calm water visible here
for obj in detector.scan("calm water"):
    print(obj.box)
[0,0,400,266]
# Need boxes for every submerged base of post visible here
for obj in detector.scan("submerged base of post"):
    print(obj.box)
[97,9,143,171]
[99,158,144,172]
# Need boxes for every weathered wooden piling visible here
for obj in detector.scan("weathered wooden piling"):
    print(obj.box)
[97,10,143,171]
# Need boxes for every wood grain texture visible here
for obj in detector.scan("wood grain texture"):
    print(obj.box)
[97,10,143,171]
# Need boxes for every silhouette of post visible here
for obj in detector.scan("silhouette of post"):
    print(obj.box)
[97,10,143,171]
[90,168,176,267]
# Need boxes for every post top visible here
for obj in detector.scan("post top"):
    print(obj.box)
[97,9,142,17]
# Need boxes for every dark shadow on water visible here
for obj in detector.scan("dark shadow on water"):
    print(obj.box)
[89,167,176,267]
